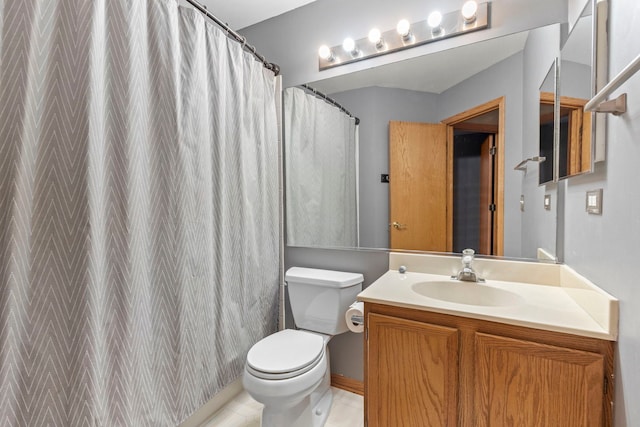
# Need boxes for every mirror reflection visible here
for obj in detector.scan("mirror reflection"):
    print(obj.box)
[284,87,359,247]
[539,64,556,185]
[558,6,594,179]
[285,25,566,260]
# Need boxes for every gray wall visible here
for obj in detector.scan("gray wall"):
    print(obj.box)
[561,0,640,424]
[561,59,592,99]
[331,87,440,248]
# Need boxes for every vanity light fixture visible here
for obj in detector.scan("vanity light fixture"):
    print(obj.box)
[318,1,490,70]
[427,11,443,34]
[462,1,479,23]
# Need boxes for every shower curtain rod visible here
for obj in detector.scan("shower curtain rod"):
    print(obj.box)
[299,84,360,125]
[184,0,280,76]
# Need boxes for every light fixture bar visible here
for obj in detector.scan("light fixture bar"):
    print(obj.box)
[318,2,490,71]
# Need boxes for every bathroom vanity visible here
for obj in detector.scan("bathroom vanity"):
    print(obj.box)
[359,253,618,427]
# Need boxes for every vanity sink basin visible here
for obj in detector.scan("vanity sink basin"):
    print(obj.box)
[411,281,524,307]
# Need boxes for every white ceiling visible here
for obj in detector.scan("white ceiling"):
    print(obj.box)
[197,0,317,30]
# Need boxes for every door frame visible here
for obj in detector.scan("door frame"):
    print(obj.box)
[441,97,505,256]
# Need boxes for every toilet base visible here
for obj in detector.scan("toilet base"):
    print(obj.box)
[261,387,332,427]
[259,349,333,427]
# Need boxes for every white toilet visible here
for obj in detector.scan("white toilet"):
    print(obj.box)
[243,267,363,427]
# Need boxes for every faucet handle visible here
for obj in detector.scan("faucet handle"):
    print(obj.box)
[461,248,475,266]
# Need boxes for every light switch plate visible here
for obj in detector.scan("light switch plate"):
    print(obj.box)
[586,189,603,214]
[544,194,551,210]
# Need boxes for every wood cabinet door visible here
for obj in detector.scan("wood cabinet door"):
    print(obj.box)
[367,313,459,427]
[475,332,605,427]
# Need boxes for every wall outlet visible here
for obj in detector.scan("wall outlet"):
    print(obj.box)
[544,194,551,210]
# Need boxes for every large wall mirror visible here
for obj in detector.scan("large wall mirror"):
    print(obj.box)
[283,3,603,262]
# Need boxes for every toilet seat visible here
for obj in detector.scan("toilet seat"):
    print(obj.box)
[246,329,325,380]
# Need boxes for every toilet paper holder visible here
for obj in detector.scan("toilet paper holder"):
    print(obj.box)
[350,314,364,326]
[345,301,365,333]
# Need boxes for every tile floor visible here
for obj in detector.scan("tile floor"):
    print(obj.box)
[202,387,364,427]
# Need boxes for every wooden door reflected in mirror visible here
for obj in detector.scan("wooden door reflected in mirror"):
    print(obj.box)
[388,98,504,256]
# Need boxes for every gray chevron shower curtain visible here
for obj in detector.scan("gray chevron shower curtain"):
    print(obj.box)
[284,87,359,248]
[0,0,280,425]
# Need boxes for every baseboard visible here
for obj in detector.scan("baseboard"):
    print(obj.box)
[179,378,243,427]
[330,374,364,396]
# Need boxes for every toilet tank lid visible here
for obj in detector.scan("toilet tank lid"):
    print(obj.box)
[285,267,363,288]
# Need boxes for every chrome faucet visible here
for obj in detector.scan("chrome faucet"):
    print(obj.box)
[452,249,485,283]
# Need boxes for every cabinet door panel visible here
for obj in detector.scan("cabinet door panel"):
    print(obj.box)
[475,332,604,427]
[367,313,458,427]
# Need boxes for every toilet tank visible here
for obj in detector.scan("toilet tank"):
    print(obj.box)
[286,267,363,335]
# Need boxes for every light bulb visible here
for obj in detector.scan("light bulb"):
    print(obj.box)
[427,11,442,30]
[462,1,478,23]
[318,45,333,61]
[396,19,411,39]
[342,37,358,55]
[368,28,383,47]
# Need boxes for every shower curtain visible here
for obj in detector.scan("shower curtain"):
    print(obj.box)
[0,0,280,425]
[284,87,359,247]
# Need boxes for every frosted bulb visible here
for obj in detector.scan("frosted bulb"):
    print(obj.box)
[427,11,442,29]
[368,28,382,45]
[462,1,478,22]
[342,37,357,54]
[396,19,411,38]
[318,45,333,60]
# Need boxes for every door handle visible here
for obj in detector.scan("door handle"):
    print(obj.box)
[391,222,407,230]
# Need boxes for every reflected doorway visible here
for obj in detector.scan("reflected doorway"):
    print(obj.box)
[388,98,504,256]
[453,132,496,254]
[444,97,504,256]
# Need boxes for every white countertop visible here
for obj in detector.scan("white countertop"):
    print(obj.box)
[357,253,619,341]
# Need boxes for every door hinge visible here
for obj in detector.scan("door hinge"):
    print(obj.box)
[489,204,496,212]
[490,146,496,156]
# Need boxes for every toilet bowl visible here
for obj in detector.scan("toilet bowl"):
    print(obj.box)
[243,267,363,427]
[243,329,332,427]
